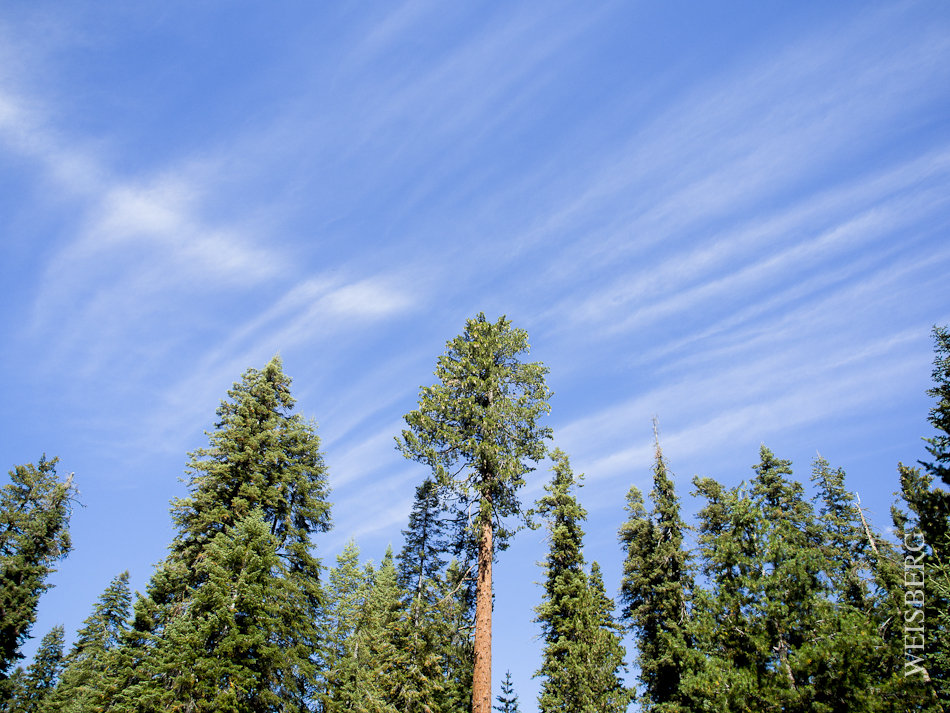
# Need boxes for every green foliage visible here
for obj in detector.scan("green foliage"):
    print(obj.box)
[152,510,293,712]
[435,559,476,713]
[493,671,519,713]
[104,356,332,711]
[534,450,630,713]
[45,571,132,712]
[686,448,832,710]
[889,325,950,708]
[321,539,368,697]
[397,478,448,619]
[397,312,552,543]
[322,539,463,713]
[1,625,64,713]
[618,432,693,711]
[172,355,332,577]
[396,480,476,713]
[682,447,944,712]
[923,325,950,488]
[0,456,75,682]
[399,313,553,712]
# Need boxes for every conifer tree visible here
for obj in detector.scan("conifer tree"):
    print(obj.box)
[45,571,132,712]
[923,325,950,489]
[171,355,332,578]
[748,447,827,706]
[916,325,950,697]
[684,476,757,708]
[319,540,370,712]
[348,549,408,712]
[618,428,693,711]
[397,478,448,622]
[534,450,629,713]
[436,559,476,713]
[0,457,75,683]
[2,625,64,713]
[801,457,896,712]
[888,489,943,712]
[150,510,293,712]
[398,313,552,713]
[324,548,432,713]
[493,671,519,713]
[584,562,630,711]
[890,325,950,706]
[396,481,477,712]
[811,456,871,607]
[688,449,844,710]
[109,356,332,710]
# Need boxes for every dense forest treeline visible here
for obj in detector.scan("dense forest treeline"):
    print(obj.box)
[0,316,948,712]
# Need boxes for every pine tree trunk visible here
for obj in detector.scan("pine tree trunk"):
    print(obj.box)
[473,514,493,713]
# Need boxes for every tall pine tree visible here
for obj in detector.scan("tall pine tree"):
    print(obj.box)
[107,356,332,711]
[618,427,693,712]
[534,450,629,713]
[398,313,552,713]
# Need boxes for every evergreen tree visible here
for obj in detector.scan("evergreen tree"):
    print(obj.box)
[811,456,871,607]
[584,562,631,712]
[923,325,950,489]
[2,626,64,713]
[45,571,132,712]
[0,457,75,684]
[618,428,693,711]
[802,457,894,713]
[916,325,950,698]
[493,671,519,713]
[397,480,477,713]
[534,450,629,713]
[397,478,448,623]
[889,325,950,707]
[688,449,881,711]
[347,548,407,712]
[747,447,827,707]
[319,540,370,712]
[398,313,552,713]
[888,490,943,712]
[435,559,476,713]
[149,510,293,712]
[683,476,757,710]
[108,356,332,710]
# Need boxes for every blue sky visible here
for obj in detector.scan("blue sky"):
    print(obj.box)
[1,0,949,707]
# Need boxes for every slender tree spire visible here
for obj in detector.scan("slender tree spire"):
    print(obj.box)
[494,670,520,713]
[535,450,629,712]
[619,421,692,711]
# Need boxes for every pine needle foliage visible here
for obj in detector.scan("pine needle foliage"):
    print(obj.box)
[534,450,630,713]
[106,356,332,711]
[398,313,552,713]
[45,571,132,712]
[493,670,519,713]
[618,429,693,712]
[2,625,64,713]
[890,325,950,707]
[0,456,76,683]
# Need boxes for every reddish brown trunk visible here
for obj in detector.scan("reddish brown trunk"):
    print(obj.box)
[473,515,493,713]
